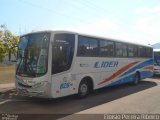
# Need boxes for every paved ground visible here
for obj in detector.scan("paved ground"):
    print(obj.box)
[0,77,159,120]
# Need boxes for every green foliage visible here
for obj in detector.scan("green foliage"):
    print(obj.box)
[0,42,7,62]
[0,24,19,62]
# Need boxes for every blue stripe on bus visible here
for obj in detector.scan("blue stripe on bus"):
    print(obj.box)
[120,59,153,78]
[100,59,153,89]
[103,74,135,88]
[140,71,153,79]
[103,70,153,88]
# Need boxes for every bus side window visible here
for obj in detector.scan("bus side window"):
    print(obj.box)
[99,40,114,57]
[128,45,134,57]
[77,36,98,57]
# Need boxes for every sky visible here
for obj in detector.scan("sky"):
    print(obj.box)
[1,0,160,45]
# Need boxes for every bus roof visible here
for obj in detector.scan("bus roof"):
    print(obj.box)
[22,30,152,48]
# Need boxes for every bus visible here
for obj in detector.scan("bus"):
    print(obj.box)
[15,30,154,98]
[153,49,160,76]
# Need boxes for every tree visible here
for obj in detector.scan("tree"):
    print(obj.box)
[0,24,19,62]
[0,41,7,62]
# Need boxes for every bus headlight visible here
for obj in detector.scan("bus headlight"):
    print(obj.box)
[33,82,46,88]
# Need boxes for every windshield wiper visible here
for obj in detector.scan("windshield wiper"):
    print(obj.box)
[16,58,36,77]
[16,71,30,77]
[26,62,37,77]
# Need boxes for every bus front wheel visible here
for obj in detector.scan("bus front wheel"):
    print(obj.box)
[133,72,140,85]
[78,80,89,98]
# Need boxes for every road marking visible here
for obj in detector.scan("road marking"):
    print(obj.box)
[0,99,11,105]
[0,97,46,104]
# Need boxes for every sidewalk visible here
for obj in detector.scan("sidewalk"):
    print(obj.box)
[0,83,15,93]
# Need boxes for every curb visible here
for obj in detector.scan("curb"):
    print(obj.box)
[0,87,15,93]
[0,83,15,93]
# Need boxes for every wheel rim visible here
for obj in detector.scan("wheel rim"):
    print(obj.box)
[135,74,139,84]
[80,84,88,96]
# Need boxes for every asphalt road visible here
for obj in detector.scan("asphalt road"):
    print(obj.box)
[0,77,160,120]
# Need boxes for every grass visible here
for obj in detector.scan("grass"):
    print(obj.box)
[0,64,15,84]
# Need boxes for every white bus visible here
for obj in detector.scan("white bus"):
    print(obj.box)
[15,30,153,98]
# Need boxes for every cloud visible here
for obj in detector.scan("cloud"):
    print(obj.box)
[135,6,160,13]
[68,18,119,35]
[55,15,160,45]
[134,5,160,44]
[133,9,160,44]
[134,16,160,34]
[66,18,150,45]
[66,18,139,44]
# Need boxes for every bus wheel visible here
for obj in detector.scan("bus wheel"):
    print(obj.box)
[78,81,89,98]
[133,72,140,85]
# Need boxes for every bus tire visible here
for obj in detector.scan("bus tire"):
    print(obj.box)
[78,80,89,98]
[133,72,140,85]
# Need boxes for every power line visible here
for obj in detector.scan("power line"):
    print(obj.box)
[63,0,103,19]
[71,0,110,20]
[18,0,87,23]
[19,0,110,23]
[17,0,115,33]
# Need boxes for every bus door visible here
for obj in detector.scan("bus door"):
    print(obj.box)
[52,33,75,97]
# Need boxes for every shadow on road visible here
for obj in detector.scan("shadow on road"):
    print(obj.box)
[152,75,160,79]
[0,79,158,119]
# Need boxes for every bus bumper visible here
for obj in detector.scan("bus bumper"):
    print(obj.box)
[153,70,160,75]
[15,76,51,98]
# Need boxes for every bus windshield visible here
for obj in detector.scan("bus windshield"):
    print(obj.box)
[154,51,160,66]
[154,61,160,66]
[16,32,50,77]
